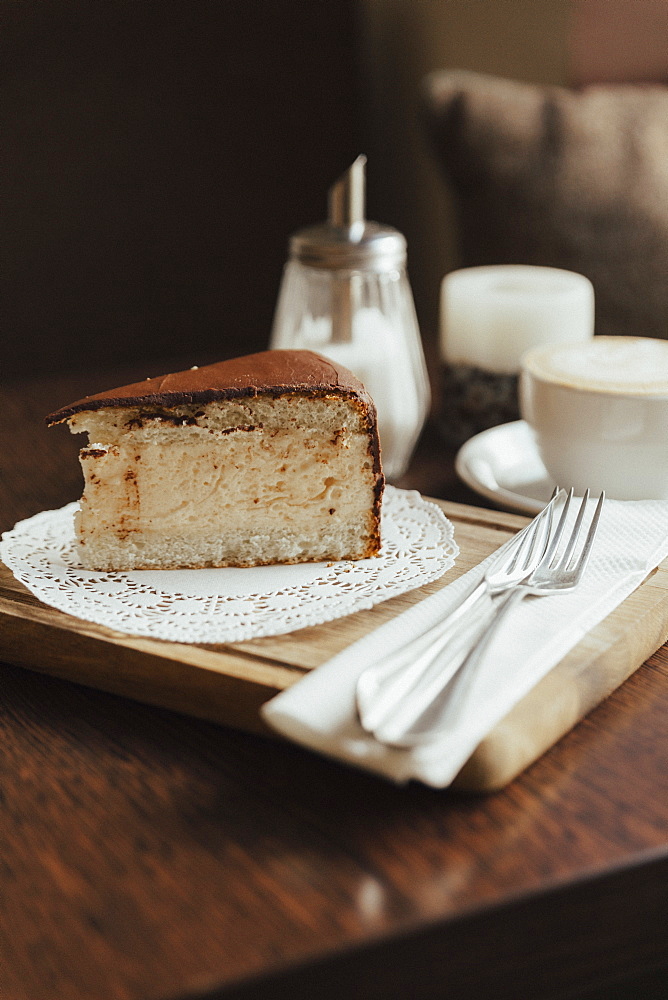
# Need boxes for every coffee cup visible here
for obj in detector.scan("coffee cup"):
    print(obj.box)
[519,336,668,500]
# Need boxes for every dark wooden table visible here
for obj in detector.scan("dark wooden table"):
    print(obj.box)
[1,364,667,1000]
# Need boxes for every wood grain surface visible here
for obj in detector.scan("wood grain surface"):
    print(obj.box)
[1,369,667,1000]
[2,500,667,792]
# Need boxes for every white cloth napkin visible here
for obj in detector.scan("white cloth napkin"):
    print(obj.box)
[261,499,668,787]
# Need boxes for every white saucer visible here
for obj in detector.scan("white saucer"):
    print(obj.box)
[455,420,556,515]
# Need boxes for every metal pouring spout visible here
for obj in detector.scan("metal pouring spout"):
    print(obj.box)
[328,155,367,343]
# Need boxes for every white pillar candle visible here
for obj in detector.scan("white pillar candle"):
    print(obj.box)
[440,265,595,374]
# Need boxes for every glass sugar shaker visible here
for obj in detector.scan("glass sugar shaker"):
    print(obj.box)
[269,155,430,481]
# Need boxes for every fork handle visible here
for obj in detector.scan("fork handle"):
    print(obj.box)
[356,577,491,734]
[376,586,526,747]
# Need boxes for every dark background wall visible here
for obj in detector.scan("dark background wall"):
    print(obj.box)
[2,1,362,378]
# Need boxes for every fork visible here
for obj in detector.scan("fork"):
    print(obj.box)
[355,489,561,737]
[367,488,605,748]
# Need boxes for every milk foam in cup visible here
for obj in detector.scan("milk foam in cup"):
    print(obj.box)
[519,337,668,500]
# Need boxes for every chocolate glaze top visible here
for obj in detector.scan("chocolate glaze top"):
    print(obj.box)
[46,350,375,425]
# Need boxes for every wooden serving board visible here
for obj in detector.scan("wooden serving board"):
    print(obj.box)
[1,499,667,792]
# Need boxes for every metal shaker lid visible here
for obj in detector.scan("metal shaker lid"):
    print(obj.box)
[289,155,406,271]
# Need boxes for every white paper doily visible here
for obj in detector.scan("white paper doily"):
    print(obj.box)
[1,487,458,643]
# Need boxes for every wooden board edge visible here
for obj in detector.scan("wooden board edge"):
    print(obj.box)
[0,610,297,737]
[0,584,308,682]
[452,571,668,793]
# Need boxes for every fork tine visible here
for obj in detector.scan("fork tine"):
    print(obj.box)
[542,487,573,568]
[523,494,556,570]
[505,487,561,574]
[568,490,605,581]
[509,516,542,574]
[557,489,590,570]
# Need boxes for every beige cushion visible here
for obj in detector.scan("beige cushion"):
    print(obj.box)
[423,70,668,340]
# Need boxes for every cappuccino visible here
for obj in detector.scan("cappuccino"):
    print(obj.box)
[519,336,668,500]
[522,336,668,397]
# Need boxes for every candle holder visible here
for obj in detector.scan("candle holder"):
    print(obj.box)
[438,265,595,446]
[270,156,430,481]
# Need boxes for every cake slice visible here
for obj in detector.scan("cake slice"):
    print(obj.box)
[46,350,384,570]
